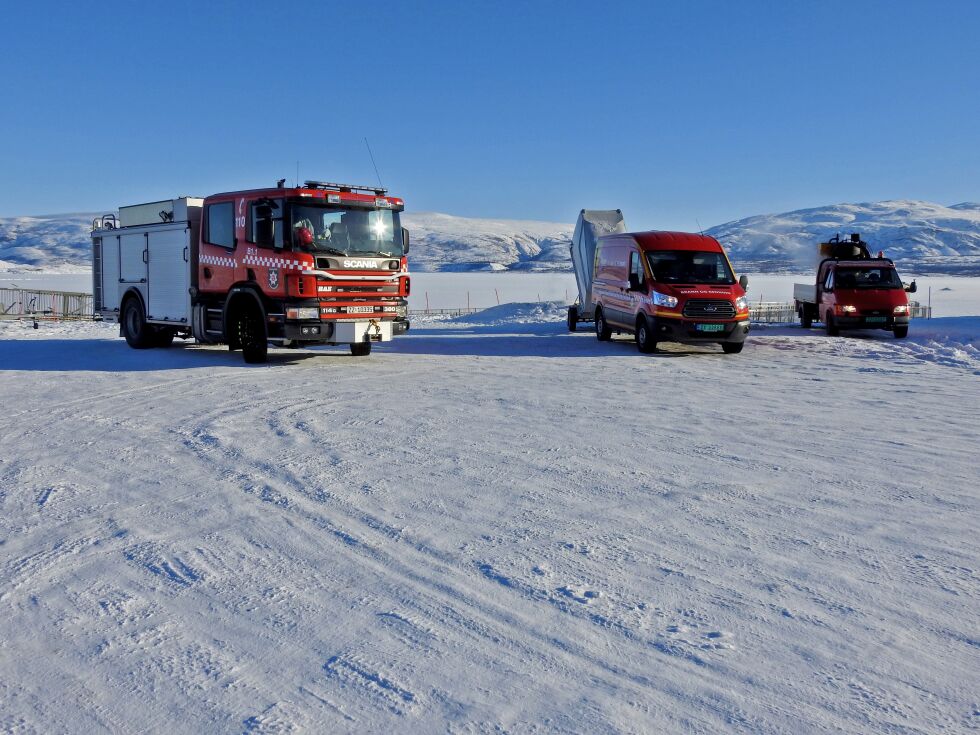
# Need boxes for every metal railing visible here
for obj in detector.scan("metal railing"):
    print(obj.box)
[0,288,94,321]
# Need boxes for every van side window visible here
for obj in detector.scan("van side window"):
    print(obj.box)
[629,251,643,281]
[206,202,235,249]
[824,270,835,290]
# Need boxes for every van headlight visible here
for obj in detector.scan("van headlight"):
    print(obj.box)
[734,296,748,312]
[893,304,909,315]
[652,290,678,308]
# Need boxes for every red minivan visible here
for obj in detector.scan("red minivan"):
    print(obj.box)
[592,231,750,353]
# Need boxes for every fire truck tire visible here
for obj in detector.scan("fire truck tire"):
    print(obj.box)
[350,342,372,357]
[894,325,908,339]
[121,296,155,349]
[722,342,744,354]
[595,307,612,341]
[233,303,268,364]
[636,316,657,353]
[825,313,839,336]
[567,306,578,332]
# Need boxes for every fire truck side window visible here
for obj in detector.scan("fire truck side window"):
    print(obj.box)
[249,199,283,249]
[206,202,235,249]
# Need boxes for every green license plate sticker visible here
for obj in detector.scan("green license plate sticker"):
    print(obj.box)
[696,324,725,332]
[865,317,887,323]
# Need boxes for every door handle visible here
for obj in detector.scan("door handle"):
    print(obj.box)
[183,247,189,262]
[142,249,148,264]
[203,267,212,279]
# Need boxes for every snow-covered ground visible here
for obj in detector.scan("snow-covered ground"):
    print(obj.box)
[1,307,978,733]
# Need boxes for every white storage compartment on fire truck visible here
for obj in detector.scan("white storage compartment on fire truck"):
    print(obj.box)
[92,197,203,325]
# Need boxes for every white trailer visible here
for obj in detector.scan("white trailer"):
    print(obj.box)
[92,197,203,345]
[567,209,625,331]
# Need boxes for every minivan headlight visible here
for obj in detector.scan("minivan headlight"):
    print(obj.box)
[652,290,678,308]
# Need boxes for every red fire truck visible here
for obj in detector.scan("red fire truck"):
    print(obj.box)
[91,180,410,363]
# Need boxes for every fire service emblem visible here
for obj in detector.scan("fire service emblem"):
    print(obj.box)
[268,267,280,290]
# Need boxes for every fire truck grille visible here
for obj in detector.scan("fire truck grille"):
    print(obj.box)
[683,299,735,319]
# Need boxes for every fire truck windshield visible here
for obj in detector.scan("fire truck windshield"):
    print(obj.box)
[290,204,404,256]
[646,250,736,285]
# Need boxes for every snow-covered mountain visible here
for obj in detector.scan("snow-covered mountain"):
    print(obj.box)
[706,200,980,274]
[3,200,980,274]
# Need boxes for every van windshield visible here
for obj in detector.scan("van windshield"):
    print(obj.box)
[647,250,735,285]
[835,267,903,289]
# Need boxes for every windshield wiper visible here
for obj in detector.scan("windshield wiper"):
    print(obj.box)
[317,247,348,256]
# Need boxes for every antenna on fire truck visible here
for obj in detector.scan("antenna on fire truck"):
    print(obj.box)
[364,137,384,189]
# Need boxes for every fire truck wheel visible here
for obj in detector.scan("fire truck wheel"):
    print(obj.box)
[595,307,612,341]
[350,342,372,357]
[636,316,657,353]
[825,313,839,336]
[567,306,578,332]
[894,325,908,339]
[121,297,155,349]
[233,303,268,364]
[722,342,744,354]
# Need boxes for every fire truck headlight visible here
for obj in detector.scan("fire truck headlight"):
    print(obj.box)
[286,307,320,320]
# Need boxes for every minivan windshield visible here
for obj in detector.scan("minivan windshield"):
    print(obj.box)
[290,204,403,256]
[647,250,735,285]
[835,267,903,289]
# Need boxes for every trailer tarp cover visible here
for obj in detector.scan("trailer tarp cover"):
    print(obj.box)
[570,209,626,316]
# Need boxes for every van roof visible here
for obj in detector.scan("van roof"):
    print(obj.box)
[601,231,723,252]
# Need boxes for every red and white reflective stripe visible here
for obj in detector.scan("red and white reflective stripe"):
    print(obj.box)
[200,253,236,268]
[241,254,308,270]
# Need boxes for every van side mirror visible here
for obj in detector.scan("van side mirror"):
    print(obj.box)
[402,227,410,255]
[738,274,749,291]
[905,280,917,294]
[628,272,644,291]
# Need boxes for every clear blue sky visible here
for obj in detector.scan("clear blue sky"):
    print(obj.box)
[2,1,978,230]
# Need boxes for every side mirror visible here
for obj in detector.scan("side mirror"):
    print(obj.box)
[738,274,749,291]
[905,280,917,294]
[255,216,275,248]
[628,272,644,291]
[402,227,410,255]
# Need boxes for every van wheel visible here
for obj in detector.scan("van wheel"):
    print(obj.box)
[567,306,578,332]
[636,317,657,353]
[350,342,372,356]
[233,302,268,364]
[894,325,908,339]
[121,297,154,349]
[722,342,744,354]
[825,313,839,336]
[800,308,812,329]
[595,307,612,341]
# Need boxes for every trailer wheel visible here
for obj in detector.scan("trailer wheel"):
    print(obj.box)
[722,342,744,354]
[894,325,908,339]
[350,342,372,356]
[121,297,155,349]
[635,316,657,353]
[233,302,268,364]
[567,306,578,332]
[800,307,812,329]
[825,313,839,336]
[595,307,612,342]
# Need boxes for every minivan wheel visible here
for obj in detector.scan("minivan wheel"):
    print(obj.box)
[595,308,612,341]
[636,317,657,353]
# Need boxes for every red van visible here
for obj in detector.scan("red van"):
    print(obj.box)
[592,231,750,353]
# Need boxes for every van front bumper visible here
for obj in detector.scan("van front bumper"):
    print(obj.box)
[650,317,750,344]
[834,315,909,329]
